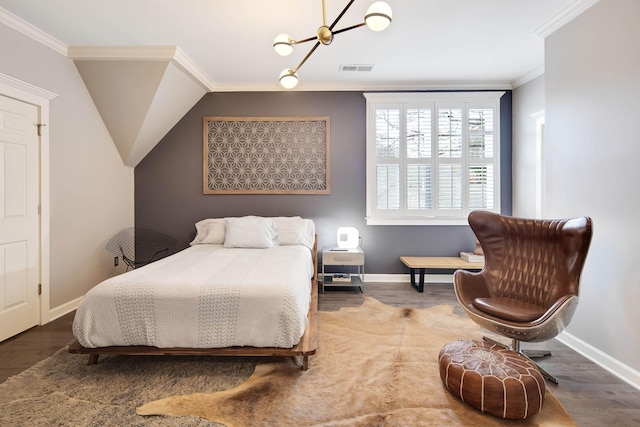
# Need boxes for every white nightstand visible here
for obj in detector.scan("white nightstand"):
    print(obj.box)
[321,246,364,292]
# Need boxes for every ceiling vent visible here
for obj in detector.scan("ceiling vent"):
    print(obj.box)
[340,64,374,72]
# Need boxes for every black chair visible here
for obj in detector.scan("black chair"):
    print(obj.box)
[106,227,176,271]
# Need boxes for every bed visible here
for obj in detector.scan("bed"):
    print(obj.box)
[68,216,318,370]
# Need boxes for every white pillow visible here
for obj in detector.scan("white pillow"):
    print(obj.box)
[270,216,315,249]
[190,218,225,245]
[224,216,278,248]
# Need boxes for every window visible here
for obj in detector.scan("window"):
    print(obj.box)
[365,92,504,225]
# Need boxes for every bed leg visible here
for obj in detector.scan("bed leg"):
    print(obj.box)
[87,354,100,365]
[302,355,309,371]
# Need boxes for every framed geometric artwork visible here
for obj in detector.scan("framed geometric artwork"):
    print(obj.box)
[203,116,330,194]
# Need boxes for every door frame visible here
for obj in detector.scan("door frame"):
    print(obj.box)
[531,110,545,218]
[0,72,57,325]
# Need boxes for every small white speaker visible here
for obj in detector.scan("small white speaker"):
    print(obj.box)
[336,227,359,249]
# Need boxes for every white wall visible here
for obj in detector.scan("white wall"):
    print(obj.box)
[512,75,545,217]
[0,23,134,314]
[545,0,640,376]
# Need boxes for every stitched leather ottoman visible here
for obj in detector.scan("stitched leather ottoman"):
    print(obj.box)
[438,339,545,419]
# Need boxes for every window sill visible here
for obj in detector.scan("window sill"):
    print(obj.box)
[365,217,471,226]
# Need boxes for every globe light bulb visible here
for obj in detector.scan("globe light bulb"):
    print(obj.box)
[365,2,392,32]
[279,69,298,89]
[273,33,294,56]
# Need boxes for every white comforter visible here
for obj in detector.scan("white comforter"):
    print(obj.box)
[72,244,313,349]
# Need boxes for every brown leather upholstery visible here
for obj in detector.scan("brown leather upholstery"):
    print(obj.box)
[439,339,545,419]
[454,211,592,345]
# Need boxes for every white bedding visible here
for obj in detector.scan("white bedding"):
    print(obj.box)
[72,244,314,349]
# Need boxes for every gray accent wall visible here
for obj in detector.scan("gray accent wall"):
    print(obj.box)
[135,91,512,274]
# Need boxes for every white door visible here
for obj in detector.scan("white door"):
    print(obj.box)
[0,94,40,341]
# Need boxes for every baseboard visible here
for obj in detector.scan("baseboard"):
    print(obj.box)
[48,296,83,322]
[557,331,640,391]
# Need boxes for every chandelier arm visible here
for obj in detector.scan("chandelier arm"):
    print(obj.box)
[293,35,320,45]
[331,22,366,36]
[292,41,321,74]
[329,0,356,30]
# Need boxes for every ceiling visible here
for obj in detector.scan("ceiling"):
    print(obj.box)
[0,0,595,91]
[0,0,597,167]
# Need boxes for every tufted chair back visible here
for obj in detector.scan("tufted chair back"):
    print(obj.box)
[470,211,591,310]
[454,210,592,345]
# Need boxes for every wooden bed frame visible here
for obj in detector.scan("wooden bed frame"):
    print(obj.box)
[68,238,319,371]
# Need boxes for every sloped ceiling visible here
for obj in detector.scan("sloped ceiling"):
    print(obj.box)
[69,46,209,167]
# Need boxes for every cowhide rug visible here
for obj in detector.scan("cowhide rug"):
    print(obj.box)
[137,298,575,426]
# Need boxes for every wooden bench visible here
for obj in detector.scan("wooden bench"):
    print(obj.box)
[400,256,483,292]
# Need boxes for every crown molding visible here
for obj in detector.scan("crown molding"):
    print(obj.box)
[67,45,178,60]
[67,46,216,91]
[511,64,545,88]
[0,7,67,55]
[172,47,216,92]
[534,0,600,38]
[210,80,514,93]
[0,72,58,100]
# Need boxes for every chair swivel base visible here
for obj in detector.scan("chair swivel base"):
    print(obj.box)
[482,336,559,384]
[522,349,552,358]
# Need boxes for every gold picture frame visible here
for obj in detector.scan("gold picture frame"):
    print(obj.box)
[203,116,330,194]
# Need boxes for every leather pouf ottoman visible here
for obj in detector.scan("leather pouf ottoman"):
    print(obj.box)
[438,339,545,419]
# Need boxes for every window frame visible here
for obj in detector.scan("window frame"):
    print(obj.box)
[364,91,505,226]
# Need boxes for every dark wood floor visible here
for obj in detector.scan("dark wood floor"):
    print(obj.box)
[2,282,639,426]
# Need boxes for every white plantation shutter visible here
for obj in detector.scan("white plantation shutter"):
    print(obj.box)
[407,164,431,209]
[376,164,400,209]
[437,107,463,213]
[375,108,400,158]
[406,108,432,211]
[438,107,463,158]
[438,163,463,210]
[374,107,401,210]
[406,108,431,158]
[468,108,495,210]
[365,92,503,225]
[469,164,493,209]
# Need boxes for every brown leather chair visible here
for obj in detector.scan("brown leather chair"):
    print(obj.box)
[454,210,593,383]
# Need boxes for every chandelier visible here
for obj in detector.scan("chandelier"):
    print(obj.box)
[274,0,393,89]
